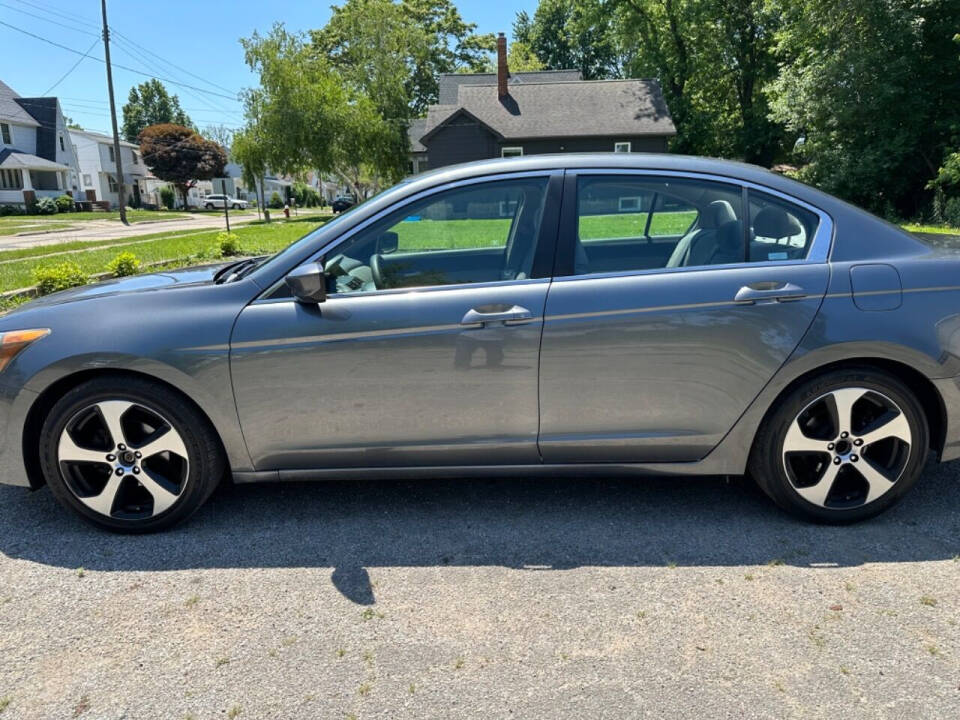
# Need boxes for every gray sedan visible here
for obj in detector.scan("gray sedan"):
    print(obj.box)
[1,154,958,531]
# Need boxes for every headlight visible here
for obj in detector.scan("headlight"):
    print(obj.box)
[0,329,50,373]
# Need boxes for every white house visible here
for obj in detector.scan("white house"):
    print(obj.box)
[0,80,80,208]
[69,129,147,208]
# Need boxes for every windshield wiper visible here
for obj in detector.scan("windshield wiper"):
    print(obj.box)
[215,256,269,284]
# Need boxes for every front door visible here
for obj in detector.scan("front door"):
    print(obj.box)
[538,172,831,463]
[231,174,560,470]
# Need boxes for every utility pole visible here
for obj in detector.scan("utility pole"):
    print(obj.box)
[222,179,230,232]
[100,0,128,225]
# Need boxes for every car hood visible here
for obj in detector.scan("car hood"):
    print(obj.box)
[5,263,231,313]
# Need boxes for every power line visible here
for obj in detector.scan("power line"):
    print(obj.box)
[6,0,101,30]
[109,26,241,98]
[0,19,242,102]
[42,38,101,95]
[0,1,99,36]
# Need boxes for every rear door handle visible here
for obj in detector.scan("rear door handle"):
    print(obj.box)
[734,282,807,304]
[461,304,534,327]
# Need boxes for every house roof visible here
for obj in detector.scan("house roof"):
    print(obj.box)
[408,118,428,153]
[437,69,582,104]
[68,128,139,149]
[0,148,69,171]
[417,79,676,146]
[0,80,40,127]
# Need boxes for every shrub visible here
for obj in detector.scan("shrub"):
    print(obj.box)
[54,195,74,213]
[159,185,176,210]
[268,191,283,209]
[217,231,242,256]
[106,251,142,277]
[945,197,960,228]
[34,197,59,215]
[0,204,22,216]
[32,261,88,295]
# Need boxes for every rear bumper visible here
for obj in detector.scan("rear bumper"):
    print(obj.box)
[0,382,37,488]
[933,374,960,462]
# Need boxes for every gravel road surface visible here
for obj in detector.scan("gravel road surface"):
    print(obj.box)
[1,461,958,719]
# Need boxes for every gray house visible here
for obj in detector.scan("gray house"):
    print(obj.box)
[408,35,676,173]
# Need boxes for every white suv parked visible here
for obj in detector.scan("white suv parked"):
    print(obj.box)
[202,194,248,210]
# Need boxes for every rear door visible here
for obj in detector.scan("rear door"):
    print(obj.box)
[538,171,832,463]
[231,172,561,471]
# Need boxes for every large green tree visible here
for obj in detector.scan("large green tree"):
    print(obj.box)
[767,0,960,215]
[121,80,193,143]
[240,24,404,198]
[608,0,782,163]
[514,0,622,79]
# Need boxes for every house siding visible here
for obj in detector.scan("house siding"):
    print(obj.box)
[510,135,669,155]
[424,120,500,168]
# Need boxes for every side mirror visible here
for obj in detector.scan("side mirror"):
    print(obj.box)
[377,231,399,254]
[284,262,326,303]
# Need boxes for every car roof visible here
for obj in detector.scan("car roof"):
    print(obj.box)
[405,153,851,215]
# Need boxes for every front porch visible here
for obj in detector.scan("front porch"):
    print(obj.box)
[0,149,71,207]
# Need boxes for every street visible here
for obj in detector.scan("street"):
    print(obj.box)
[1,460,957,719]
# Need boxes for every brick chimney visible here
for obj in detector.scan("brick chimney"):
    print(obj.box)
[497,32,508,99]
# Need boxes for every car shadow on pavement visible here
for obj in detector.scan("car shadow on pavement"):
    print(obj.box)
[1,459,958,604]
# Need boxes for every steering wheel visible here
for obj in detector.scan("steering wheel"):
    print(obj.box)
[369,253,384,290]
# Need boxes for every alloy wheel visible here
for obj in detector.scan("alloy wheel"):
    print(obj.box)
[781,387,912,509]
[57,400,189,520]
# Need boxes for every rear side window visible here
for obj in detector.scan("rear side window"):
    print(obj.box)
[748,190,820,262]
[574,175,743,274]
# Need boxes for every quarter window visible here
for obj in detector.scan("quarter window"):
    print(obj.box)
[747,190,819,262]
[320,178,549,294]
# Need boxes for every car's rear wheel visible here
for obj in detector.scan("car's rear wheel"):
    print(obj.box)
[749,368,928,523]
[232,203,240,209]
[38,377,224,532]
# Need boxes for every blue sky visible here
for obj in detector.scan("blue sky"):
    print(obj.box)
[0,0,536,135]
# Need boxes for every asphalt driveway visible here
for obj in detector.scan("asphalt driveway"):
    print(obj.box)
[0,461,958,719]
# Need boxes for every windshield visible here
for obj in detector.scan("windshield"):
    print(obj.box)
[249,181,411,280]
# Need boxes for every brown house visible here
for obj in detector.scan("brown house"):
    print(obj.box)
[408,34,676,174]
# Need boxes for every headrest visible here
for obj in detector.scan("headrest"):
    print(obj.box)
[754,206,802,239]
[700,200,737,229]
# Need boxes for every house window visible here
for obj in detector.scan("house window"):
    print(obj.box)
[501,147,523,158]
[0,123,10,145]
[59,135,65,152]
[108,145,115,163]
[0,169,23,189]
[107,174,118,193]
[614,142,631,153]
[131,150,138,165]
[82,174,92,186]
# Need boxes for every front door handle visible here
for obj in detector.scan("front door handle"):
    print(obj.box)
[734,282,807,304]
[461,304,534,327]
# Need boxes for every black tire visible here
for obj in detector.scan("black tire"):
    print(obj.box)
[748,367,929,524]
[39,377,225,533]
[205,203,214,210]
[232,204,240,209]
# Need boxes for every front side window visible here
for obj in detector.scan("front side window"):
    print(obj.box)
[575,175,742,274]
[320,177,549,294]
[0,123,10,144]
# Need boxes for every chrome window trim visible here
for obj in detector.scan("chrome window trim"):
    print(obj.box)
[569,168,835,264]
[257,170,559,301]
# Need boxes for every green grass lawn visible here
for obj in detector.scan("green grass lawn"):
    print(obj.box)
[580,211,698,240]
[0,221,76,237]
[0,218,328,293]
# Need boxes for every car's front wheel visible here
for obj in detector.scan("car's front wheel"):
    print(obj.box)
[39,377,225,532]
[749,367,928,523]
[205,203,214,210]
